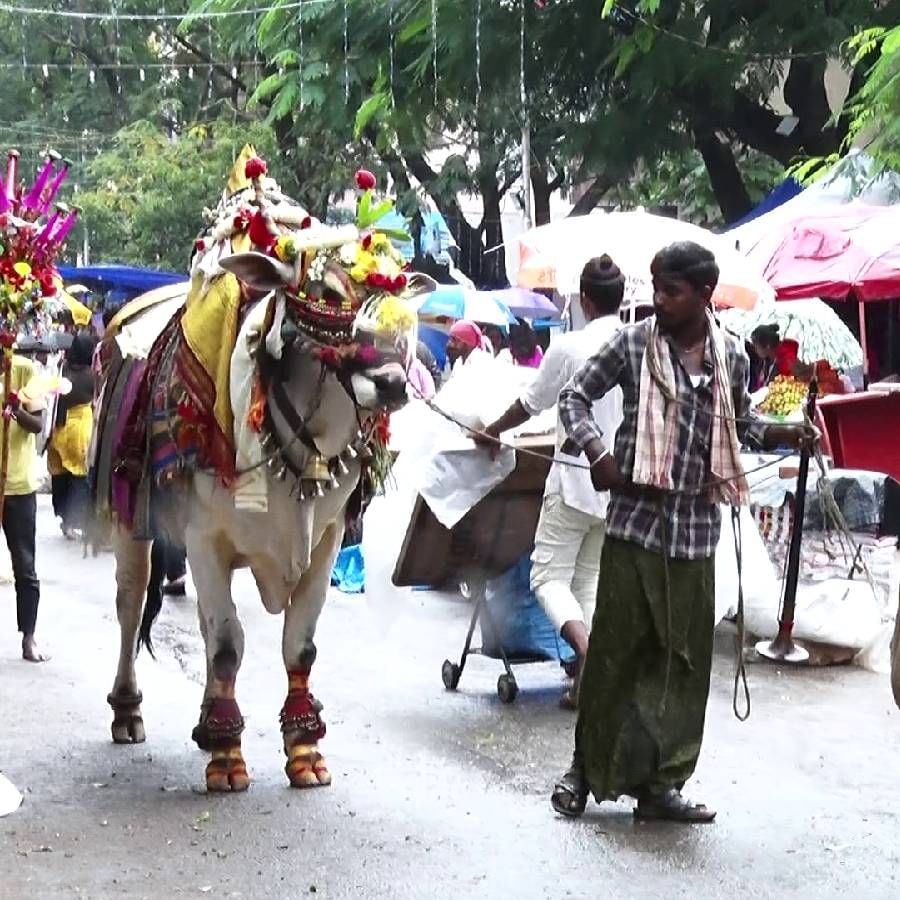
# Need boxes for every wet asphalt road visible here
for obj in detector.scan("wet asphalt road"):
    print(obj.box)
[2,498,900,899]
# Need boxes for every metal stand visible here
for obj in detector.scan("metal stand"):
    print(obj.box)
[441,576,546,704]
[756,380,818,664]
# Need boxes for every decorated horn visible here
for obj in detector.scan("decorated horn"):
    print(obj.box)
[21,150,59,216]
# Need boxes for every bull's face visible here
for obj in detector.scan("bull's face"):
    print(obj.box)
[219,235,433,415]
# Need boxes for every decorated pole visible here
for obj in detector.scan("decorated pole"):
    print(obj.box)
[0,144,74,521]
[0,351,13,524]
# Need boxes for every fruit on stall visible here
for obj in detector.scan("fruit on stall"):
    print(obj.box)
[758,375,808,415]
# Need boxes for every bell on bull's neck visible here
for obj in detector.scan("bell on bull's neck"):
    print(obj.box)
[302,454,330,483]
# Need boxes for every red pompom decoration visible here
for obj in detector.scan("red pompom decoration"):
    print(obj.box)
[361,233,373,250]
[248,210,274,250]
[300,215,312,230]
[318,346,340,369]
[245,157,268,180]
[392,273,407,291]
[355,169,376,191]
[39,271,57,297]
[233,208,252,232]
[194,239,206,253]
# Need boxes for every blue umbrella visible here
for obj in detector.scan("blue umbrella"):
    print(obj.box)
[416,285,516,326]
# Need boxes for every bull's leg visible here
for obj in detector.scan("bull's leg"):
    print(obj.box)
[190,605,216,752]
[109,530,151,744]
[188,532,249,793]
[280,522,343,789]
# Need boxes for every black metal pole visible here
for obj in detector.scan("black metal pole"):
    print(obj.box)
[757,378,818,663]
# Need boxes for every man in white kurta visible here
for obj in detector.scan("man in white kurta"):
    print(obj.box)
[475,257,625,705]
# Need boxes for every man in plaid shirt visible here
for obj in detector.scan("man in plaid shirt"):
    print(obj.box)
[551,241,814,823]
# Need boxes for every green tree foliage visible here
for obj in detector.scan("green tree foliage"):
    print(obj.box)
[4,0,899,277]
[598,0,900,221]
[845,26,900,168]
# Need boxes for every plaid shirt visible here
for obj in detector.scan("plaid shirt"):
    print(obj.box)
[559,319,768,560]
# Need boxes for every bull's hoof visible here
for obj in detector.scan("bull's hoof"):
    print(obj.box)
[206,747,250,793]
[285,744,332,789]
[111,714,146,744]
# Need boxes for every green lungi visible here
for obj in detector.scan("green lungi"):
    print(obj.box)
[576,535,715,801]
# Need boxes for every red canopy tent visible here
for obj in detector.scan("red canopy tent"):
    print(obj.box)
[744,202,900,378]
[743,202,900,480]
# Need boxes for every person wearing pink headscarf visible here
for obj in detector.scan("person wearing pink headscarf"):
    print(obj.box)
[446,319,491,375]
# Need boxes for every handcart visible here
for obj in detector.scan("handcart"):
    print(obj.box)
[393,435,555,703]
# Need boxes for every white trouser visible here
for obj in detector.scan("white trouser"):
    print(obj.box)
[530,493,605,634]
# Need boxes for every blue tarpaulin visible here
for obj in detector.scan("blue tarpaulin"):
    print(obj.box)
[726,178,803,231]
[58,264,184,298]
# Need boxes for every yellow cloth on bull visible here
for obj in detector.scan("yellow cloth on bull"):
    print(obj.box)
[177,230,252,464]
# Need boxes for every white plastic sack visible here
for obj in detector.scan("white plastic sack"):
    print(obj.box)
[743,575,885,655]
[0,773,22,817]
[360,451,420,634]
[714,506,779,625]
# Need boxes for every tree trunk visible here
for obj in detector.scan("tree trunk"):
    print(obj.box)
[693,129,753,223]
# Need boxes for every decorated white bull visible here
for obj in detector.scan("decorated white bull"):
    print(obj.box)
[93,153,431,792]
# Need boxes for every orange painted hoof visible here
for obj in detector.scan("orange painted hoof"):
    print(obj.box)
[286,743,331,789]
[206,746,250,793]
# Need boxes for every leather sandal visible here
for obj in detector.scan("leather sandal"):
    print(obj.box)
[551,767,588,819]
[634,788,717,823]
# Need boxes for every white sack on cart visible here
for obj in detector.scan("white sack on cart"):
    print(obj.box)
[417,356,540,528]
[714,505,779,624]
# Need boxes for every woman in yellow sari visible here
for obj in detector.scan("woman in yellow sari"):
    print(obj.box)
[48,333,96,539]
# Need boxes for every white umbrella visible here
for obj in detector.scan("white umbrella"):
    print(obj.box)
[509,209,774,310]
[719,298,863,370]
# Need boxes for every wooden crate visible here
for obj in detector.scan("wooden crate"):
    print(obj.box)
[392,435,554,587]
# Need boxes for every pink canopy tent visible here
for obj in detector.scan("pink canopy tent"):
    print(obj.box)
[742,203,900,377]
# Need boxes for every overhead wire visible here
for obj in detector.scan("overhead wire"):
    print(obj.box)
[0,0,335,21]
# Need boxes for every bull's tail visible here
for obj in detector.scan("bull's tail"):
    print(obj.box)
[137,540,166,659]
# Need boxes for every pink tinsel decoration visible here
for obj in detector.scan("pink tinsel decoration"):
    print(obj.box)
[34,208,61,253]
[3,149,19,211]
[50,206,78,245]
[21,152,57,216]
[41,158,70,214]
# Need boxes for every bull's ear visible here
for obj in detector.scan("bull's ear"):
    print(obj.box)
[219,251,294,291]
[405,273,438,296]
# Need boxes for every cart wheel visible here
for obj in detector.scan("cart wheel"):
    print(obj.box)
[497,673,518,704]
[442,659,461,691]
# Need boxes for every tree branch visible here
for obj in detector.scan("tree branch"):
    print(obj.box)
[170,33,248,95]
[568,174,614,216]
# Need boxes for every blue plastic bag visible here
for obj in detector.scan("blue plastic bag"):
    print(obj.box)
[331,545,365,594]
[481,555,575,664]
